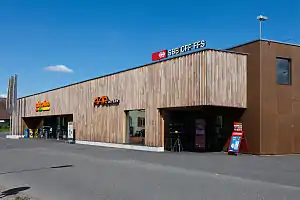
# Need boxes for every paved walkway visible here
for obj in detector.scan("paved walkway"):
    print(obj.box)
[0,137,299,200]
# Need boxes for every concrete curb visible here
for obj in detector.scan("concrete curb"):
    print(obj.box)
[76,140,165,152]
[5,135,23,139]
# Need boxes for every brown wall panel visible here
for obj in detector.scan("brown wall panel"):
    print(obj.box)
[260,41,300,154]
[229,40,300,154]
[15,50,247,147]
[229,42,261,154]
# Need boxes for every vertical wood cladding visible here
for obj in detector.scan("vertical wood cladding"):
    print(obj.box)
[206,50,247,107]
[14,50,247,147]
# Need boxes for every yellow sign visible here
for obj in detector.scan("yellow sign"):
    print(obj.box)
[36,100,50,112]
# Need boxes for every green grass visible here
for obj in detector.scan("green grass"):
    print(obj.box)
[13,197,31,200]
[0,126,10,132]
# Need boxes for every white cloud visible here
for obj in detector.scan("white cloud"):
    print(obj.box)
[0,94,7,98]
[44,65,74,73]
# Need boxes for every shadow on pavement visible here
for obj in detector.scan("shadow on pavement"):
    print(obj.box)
[0,164,74,175]
[0,132,8,139]
[0,186,30,198]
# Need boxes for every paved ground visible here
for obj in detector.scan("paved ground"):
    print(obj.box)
[0,135,299,200]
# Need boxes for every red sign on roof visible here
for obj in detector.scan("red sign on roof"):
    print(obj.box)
[152,50,167,61]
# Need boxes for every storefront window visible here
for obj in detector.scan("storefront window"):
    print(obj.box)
[125,109,146,146]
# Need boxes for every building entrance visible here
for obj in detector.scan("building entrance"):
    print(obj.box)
[125,109,146,146]
[22,114,73,140]
[162,106,244,152]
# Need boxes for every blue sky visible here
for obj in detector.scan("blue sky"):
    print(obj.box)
[1,0,299,97]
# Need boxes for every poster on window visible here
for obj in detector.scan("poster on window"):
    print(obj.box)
[68,122,74,140]
[195,119,206,149]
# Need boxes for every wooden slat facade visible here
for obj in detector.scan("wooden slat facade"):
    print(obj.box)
[13,49,247,147]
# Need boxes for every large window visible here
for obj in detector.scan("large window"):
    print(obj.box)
[276,57,291,85]
[125,110,146,146]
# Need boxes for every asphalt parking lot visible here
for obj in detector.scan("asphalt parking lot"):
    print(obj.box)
[0,135,299,200]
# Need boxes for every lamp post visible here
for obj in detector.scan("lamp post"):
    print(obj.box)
[257,15,268,40]
[257,15,268,154]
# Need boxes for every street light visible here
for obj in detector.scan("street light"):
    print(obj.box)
[257,15,268,40]
[257,14,268,154]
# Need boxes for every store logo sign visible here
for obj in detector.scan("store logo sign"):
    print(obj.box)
[152,50,167,61]
[168,40,206,56]
[151,40,206,61]
[36,100,50,112]
[94,96,120,107]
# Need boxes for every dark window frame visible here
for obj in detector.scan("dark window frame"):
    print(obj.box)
[137,117,145,127]
[129,116,132,126]
[276,57,292,85]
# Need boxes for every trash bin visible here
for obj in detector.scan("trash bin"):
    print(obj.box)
[34,129,39,138]
[42,127,48,139]
[37,128,43,138]
[24,128,29,138]
[29,129,34,138]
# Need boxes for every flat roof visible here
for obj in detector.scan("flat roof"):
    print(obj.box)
[19,48,247,99]
[226,39,300,50]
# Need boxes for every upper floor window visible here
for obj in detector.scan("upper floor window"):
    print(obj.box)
[276,57,291,85]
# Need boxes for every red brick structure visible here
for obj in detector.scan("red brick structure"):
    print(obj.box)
[0,98,9,120]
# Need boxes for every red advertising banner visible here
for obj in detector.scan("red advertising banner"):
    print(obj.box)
[233,122,243,132]
[152,50,167,61]
[227,122,249,155]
